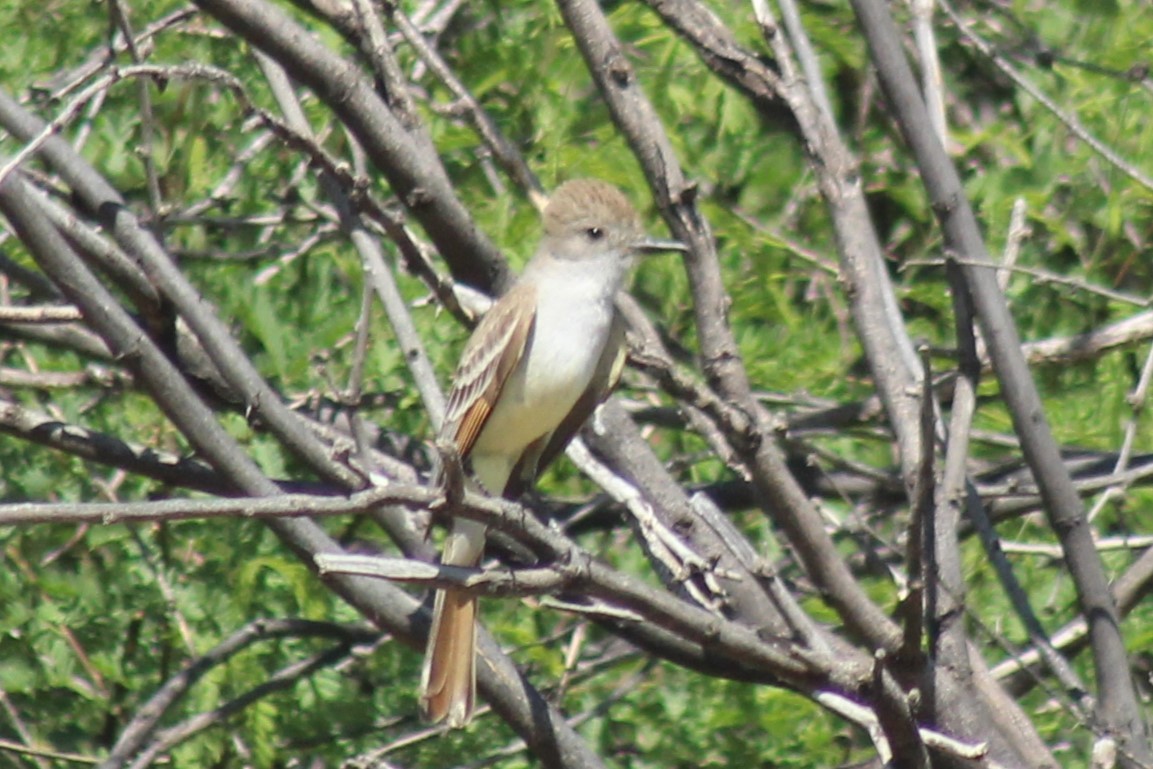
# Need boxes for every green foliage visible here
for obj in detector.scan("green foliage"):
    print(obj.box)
[2,0,1152,765]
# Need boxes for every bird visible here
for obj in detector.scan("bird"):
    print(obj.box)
[419,178,684,727]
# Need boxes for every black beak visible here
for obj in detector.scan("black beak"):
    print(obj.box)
[632,235,688,254]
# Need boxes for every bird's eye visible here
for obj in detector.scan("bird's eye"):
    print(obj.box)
[585,227,604,241]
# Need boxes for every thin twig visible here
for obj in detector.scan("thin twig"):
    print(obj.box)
[0,305,83,322]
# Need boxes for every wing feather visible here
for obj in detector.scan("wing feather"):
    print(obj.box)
[439,282,537,459]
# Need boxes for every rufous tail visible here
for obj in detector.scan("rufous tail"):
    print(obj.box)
[419,516,486,727]
[419,587,477,727]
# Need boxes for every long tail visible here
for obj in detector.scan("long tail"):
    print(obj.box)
[419,586,477,726]
[419,517,486,727]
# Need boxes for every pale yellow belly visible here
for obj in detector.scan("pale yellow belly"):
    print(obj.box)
[472,299,609,457]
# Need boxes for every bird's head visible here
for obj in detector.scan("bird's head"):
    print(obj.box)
[542,179,684,263]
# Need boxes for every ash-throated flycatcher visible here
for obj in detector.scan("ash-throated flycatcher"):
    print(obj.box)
[419,179,684,727]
